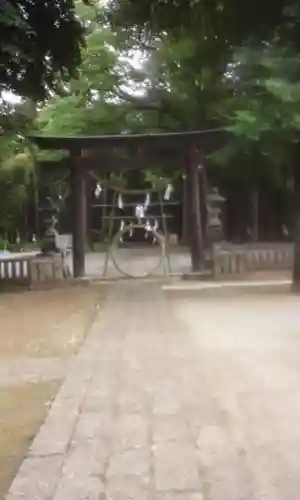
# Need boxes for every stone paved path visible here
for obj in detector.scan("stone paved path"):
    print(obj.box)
[6,282,300,500]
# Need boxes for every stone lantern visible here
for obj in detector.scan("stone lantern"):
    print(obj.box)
[30,197,65,284]
[206,187,226,244]
[39,198,60,255]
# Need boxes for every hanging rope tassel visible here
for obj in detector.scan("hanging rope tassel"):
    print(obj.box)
[118,193,124,209]
[119,219,125,243]
[94,183,102,198]
[145,192,150,209]
[164,183,173,201]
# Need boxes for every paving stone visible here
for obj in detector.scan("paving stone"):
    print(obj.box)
[153,442,200,492]
[62,440,109,479]
[49,396,82,418]
[200,455,255,500]
[8,281,300,500]
[196,425,254,500]
[106,449,150,478]
[73,412,114,442]
[54,475,104,500]
[6,455,63,499]
[58,377,90,400]
[117,392,149,414]
[184,400,230,439]
[152,392,181,416]
[87,376,118,396]
[196,424,238,468]
[112,414,149,451]
[105,475,150,500]
[29,414,77,456]
[154,494,204,500]
[152,415,188,443]
[81,389,114,413]
[66,368,94,383]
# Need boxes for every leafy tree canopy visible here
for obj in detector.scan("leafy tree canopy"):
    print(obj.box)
[0,0,90,100]
[219,44,300,180]
[108,0,300,47]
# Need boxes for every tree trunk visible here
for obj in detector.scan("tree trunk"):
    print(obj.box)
[30,155,39,239]
[181,175,189,245]
[292,158,300,291]
[85,173,93,250]
[186,154,205,272]
[250,188,259,242]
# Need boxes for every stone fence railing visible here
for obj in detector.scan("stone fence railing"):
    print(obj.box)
[212,243,293,277]
[0,254,35,285]
[0,253,65,289]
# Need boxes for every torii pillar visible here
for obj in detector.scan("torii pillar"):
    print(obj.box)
[70,151,86,278]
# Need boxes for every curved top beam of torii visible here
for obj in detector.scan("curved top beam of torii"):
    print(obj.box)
[29,128,226,154]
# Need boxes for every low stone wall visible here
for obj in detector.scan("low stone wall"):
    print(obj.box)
[212,243,293,277]
[29,254,65,284]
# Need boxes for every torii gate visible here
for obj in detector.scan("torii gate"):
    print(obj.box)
[30,129,225,277]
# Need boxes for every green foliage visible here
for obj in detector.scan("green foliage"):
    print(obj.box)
[209,44,300,193]
[0,236,7,250]
[0,160,31,234]
[3,0,300,255]
[34,1,228,145]
[107,0,300,187]
[36,3,139,138]
[108,0,300,48]
[227,45,300,151]
[136,36,227,130]
[0,97,36,236]
[0,0,89,100]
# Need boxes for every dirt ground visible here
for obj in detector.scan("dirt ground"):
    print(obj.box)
[0,285,104,358]
[0,284,106,496]
[0,381,60,499]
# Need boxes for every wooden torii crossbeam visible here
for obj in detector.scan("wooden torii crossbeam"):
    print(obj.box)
[30,129,225,278]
